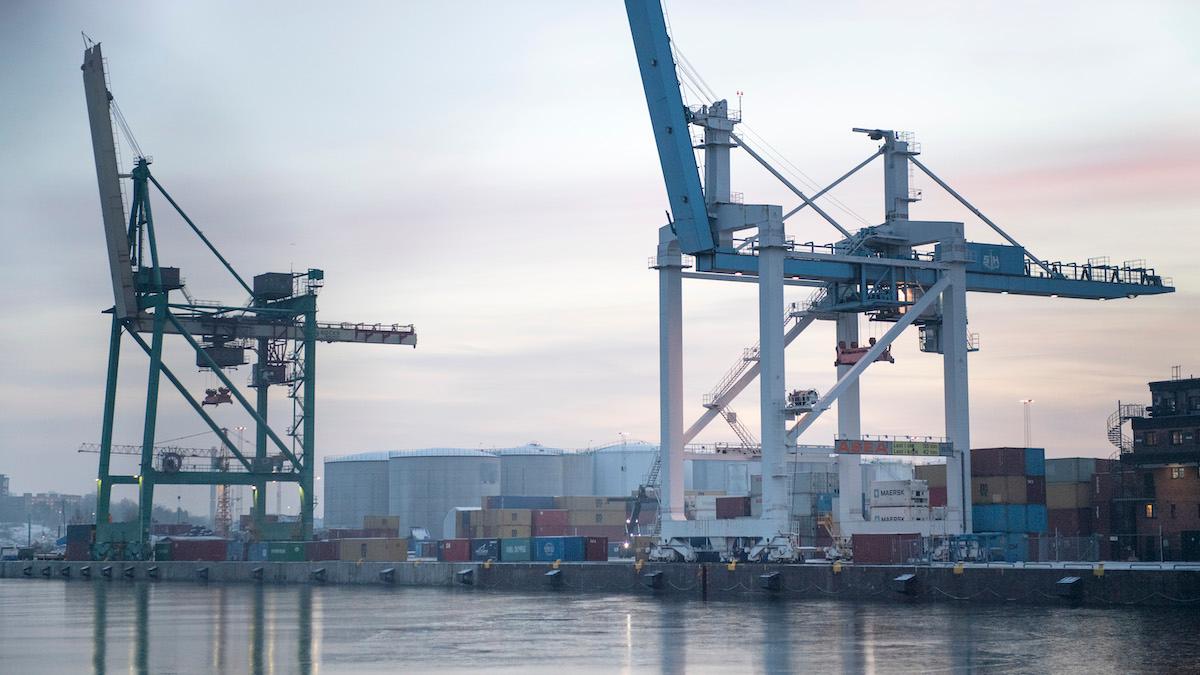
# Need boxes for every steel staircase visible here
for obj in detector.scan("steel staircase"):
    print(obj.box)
[1106,402,1145,453]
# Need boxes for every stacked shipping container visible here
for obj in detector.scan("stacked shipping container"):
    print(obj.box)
[1045,458,1108,536]
[971,448,1048,535]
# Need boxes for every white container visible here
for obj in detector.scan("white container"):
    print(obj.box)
[870,505,930,522]
[869,479,929,508]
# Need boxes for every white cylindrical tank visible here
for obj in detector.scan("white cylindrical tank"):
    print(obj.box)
[388,449,500,539]
[562,450,596,496]
[591,440,658,497]
[323,452,390,529]
[495,444,565,496]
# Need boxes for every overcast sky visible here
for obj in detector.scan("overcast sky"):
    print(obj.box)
[1,1,1198,515]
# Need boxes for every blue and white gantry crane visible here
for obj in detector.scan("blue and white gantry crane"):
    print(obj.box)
[625,0,1174,561]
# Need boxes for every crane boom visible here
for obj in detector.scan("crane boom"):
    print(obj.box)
[625,0,713,254]
[81,44,138,319]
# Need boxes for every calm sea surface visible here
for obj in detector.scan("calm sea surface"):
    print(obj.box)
[1,579,1198,674]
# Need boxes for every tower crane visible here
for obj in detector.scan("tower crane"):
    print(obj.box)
[625,0,1174,562]
[81,42,417,558]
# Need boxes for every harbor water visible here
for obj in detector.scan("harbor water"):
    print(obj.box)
[1,579,1198,673]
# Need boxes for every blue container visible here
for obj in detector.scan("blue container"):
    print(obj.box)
[246,542,269,562]
[1025,504,1048,533]
[532,536,586,562]
[972,505,1006,533]
[1005,504,1027,533]
[225,541,246,562]
[1024,448,1045,477]
[484,495,558,510]
[940,242,1025,275]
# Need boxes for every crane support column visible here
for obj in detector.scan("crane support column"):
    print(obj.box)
[300,310,317,540]
[655,232,686,522]
[757,210,788,534]
[96,313,122,529]
[254,337,269,532]
[939,246,972,533]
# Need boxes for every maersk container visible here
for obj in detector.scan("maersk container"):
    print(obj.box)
[1024,448,1045,477]
[500,538,532,561]
[532,536,585,562]
[470,538,500,561]
[1026,504,1048,533]
[972,504,1006,532]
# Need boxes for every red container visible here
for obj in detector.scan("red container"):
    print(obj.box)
[438,538,471,562]
[584,536,608,561]
[851,533,920,564]
[715,496,751,519]
[928,485,947,507]
[327,528,368,540]
[533,524,568,537]
[531,509,569,530]
[169,538,228,561]
[971,448,1026,477]
[1047,507,1094,536]
[1025,476,1046,505]
[568,524,627,539]
[306,540,339,561]
[361,527,399,538]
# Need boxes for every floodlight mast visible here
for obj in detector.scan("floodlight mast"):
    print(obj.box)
[625,0,1173,562]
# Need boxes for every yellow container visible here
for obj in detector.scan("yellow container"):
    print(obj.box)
[338,538,408,562]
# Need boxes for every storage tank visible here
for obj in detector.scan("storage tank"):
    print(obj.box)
[591,440,658,497]
[388,449,500,539]
[495,444,565,496]
[562,450,596,496]
[323,452,390,529]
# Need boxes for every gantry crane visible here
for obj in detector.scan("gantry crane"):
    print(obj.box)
[624,0,1174,561]
[82,42,416,558]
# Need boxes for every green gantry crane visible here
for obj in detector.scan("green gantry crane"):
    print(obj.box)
[81,42,416,559]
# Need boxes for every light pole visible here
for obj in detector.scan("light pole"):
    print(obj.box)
[1019,399,1035,448]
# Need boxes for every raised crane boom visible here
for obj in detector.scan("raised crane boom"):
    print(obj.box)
[625,0,713,254]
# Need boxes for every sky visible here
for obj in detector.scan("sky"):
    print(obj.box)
[1,1,1198,516]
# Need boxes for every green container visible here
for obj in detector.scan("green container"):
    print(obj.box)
[266,541,306,562]
[258,521,301,542]
[153,541,172,561]
[500,537,532,561]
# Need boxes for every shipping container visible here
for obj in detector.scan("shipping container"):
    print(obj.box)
[226,541,246,562]
[851,533,920,564]
[363,515,400,530]
[1024,448,1045,477]
[500,537,532,561]
[716,496,752,519]
[532,524,568,537]
[935,242,1025,276]
[567,510,627,527]
[482,509,532,527]
[870,480,929,507]
[416,540,439,559]
[1046,483,1092,510]
[166,537,231,561]
[914,463,947,488]
[1005,504,1027,532]
[568,524,627,540]
[484,496,557,510]
[305,540,339,561]
[67,524,96,543]
[928,485,947,507]
[532,536,586,562]
[584,537,608,561]
[557,496,627,512]
[483,525,532,539]
[1045,458,1099,484]
[153,541,172,561]
[1025,504,1048,533]
[470,538,501,561]
[971,447,1025,477]
[438,539,471,562]
[246,542,269,562]
[973,504,1006,532]
[531,509,568,529]
[971,476,1028,505]
[65,541,91,561]
[339,538,408,562]
[266,542,306,562]
[1025,476,1046,505]
[1047,507,1094,536]
[870,506,929,522]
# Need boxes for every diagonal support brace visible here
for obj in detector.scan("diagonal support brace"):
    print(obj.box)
[683,313,818,444]
[731,132,853,239]
[124,327,254,472]
[782,149,883,222]
[165,312,301,471]
[787,276,951,442]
